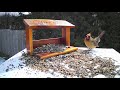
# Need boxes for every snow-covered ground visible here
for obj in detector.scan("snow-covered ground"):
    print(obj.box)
[0,47,120,78]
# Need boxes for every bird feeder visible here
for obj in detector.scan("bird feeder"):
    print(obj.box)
[23,19,78,59]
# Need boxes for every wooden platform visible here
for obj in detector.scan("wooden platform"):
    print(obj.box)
[36,47,78,59]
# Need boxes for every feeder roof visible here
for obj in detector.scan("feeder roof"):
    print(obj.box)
[23,19,75,29]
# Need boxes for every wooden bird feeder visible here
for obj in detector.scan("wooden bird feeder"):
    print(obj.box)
[23,19,78,59]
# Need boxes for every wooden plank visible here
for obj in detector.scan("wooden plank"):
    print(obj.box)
[65,27,70,46]
[15,30,19,54]
[33,37,63,48]
[36,47,78,59]
[13,30,18,56]
[17,30,21,52]
[4,30,7,54]
[29,28,33,55]
[21,30,25,50]
[26,27,33,55]
[0,30,1,51]
[62,27,70,46]
[1,31,4,52]
[0,30,2,51]
[20,31,22,50]
[20,30,25,50]
[5,30,8,55]
[26,27,29,50]
[29,26,73,30]
[23,31,26,49]
[7,30,10,55]
[62,28,66,44]
[0,29,26,56]
[12,30,16,56]
[9,30,13,56]
[1,30,3,52]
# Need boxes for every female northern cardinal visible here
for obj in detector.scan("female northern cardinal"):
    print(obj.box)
[84,31,105,49]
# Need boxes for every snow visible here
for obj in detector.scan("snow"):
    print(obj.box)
[0,49,27,74]
[0,12,31,16]
[114,74,120,78]
[0,67,64,78]
[93,74,106,78]
[21,12,31,15]
[0,47,120,78]
[55,20,75,26]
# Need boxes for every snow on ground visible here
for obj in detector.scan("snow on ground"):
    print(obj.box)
[0,47,120,78]
[0,49,27,74]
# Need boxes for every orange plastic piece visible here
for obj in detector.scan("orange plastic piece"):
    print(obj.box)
[37,47,78,59]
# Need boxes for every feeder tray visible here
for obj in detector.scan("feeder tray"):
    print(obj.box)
[23,19,78,59]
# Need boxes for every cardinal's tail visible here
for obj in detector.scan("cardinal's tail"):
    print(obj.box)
[98,31,105,38]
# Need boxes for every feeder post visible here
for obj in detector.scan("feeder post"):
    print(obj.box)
[62,27,70,46]
[26,26,33,55]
